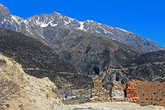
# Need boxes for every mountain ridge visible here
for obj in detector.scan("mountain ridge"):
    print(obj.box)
[0,3,164,53]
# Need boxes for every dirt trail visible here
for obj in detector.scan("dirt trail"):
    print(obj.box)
[59,102,165,110]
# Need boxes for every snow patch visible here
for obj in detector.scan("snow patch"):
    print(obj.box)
[34,19,57,27]
[64,17,74,25]
[11,15,22,25]
[64,20,70,25]
[86,20,94,23]
[0,3,6,8]
[97,26,114,35]
[78,21,86,31]
[40,23,48,27]
[24,20,29,25]
[50,22,58,27]
[115,27,129,33]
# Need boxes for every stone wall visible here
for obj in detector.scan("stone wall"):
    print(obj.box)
[134,81,165,107]
[124,81,140,104]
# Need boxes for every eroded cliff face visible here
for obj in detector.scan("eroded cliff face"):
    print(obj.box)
[0,54,62,110]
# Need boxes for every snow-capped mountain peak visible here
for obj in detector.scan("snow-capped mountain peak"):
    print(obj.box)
[11,15,25,24]
[0,3,164,53]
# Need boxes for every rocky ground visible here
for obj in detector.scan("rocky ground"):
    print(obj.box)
[0,54,62,110]
[58,102,165,110]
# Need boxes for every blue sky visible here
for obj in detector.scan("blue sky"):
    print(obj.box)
[1,0,165,47]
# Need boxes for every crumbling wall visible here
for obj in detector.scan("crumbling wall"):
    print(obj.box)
[134,81,165,107]
[124,81,140,104]
[90,76,111,102]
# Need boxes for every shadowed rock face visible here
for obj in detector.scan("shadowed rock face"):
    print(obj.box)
[43,27,139,75]
[123,50,165,81]
[102,50,165,85]
[1,28,165,85]
[0,28,94,90]
[0,28,75,77]
[133,50,165,65]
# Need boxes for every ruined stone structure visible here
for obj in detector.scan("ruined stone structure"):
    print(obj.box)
[133,81,165,107]
[124,81,140,104]
[103,69,126,101]
[57,71,165,107]
[90,76,111,102]
[111,82,125,101]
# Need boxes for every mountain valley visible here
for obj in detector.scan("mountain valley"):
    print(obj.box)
[0,3,165,110]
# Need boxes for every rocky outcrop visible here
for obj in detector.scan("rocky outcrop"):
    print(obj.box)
[0,54,62,110]
[0,28,75,82]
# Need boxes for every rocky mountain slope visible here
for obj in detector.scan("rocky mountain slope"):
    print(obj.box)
[43,27,139,74]
[0,3,164,53]
[41,27,165,82]
[124,50,165,81]
[0,29,75,76]
[0,28,93,94]
[0,54,62,110]
[1,25,165,101]
[102,50,165,91]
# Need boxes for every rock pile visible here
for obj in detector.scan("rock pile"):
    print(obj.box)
[90,76,111,102]
[111,82,125,101]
